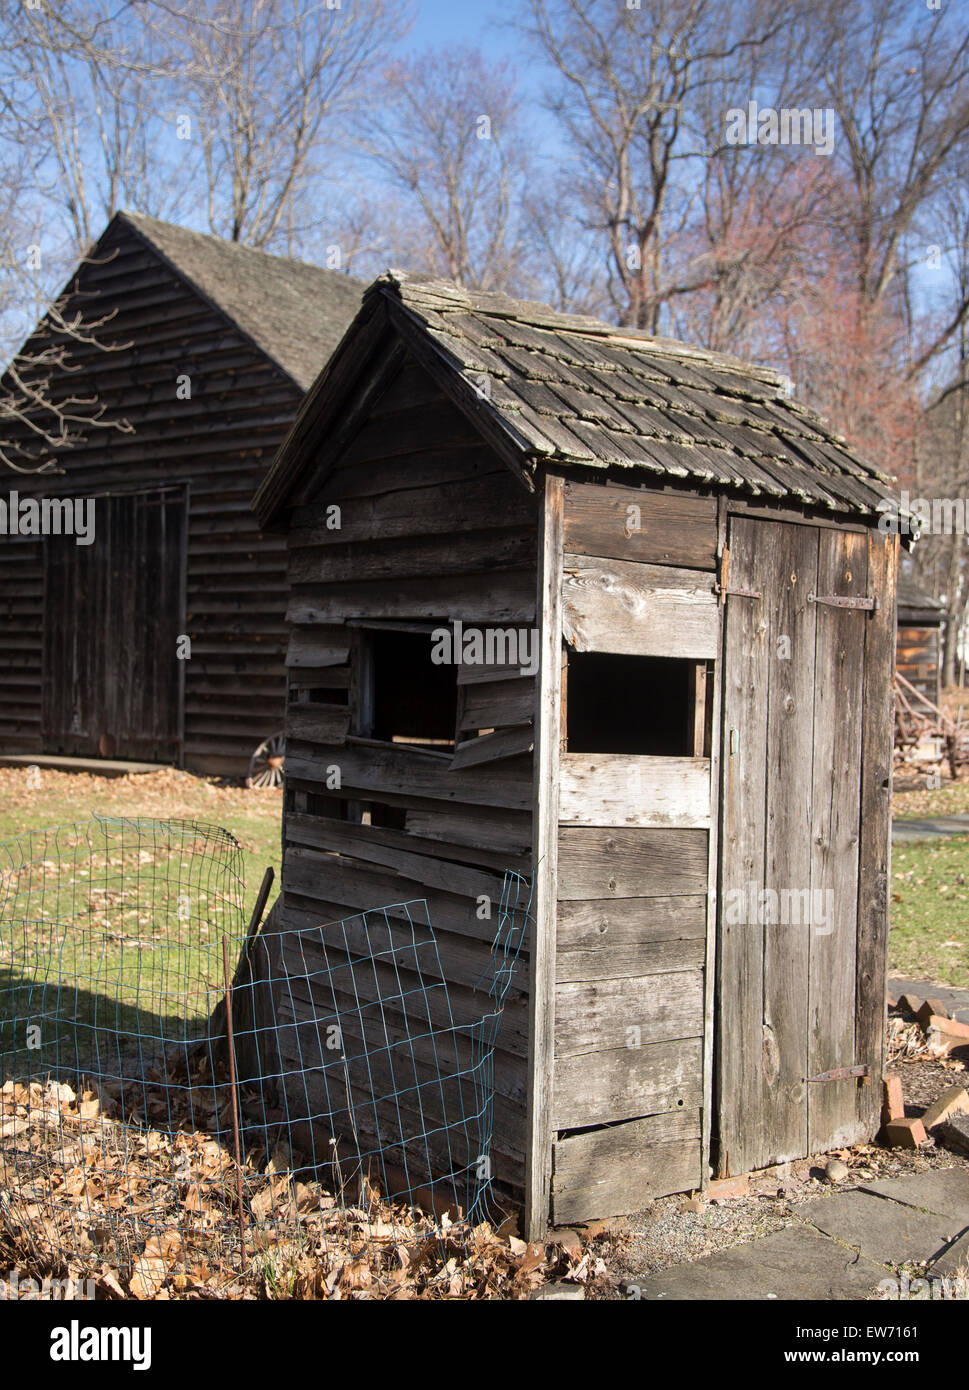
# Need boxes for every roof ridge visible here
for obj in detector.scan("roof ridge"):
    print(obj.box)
[372,267,786,384]
[256,268,901,528]
[117,209,357,279]
[113,211,363,392]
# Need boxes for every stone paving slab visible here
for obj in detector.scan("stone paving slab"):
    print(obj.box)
[633,1226,885,1301]
[930,1231,969,1278]
[887,976,969,1025]
[860,1169,969,1226]
[797,1190,955,1266]
[892,816,969,843]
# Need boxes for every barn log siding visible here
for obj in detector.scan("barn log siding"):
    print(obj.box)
[895,576,946,708]
[0,536,44,747]
[896,627,940,702]
[255,270,901,1236]
[0,211,361,772]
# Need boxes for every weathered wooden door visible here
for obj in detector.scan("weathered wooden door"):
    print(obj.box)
[42,488,187,762]
[716,516,895,1175]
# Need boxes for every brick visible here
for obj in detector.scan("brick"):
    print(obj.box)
[709,1173,750,1200]
[926,1017,969,1057]
[881,1117,927,1149]
[898,993,924,1016]
[916,998,951,1026]
[931,1014,969,1038]
[921,1085,969,1132]
[882,1075,905,1124]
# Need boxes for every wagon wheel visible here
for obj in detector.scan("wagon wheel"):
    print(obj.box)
[246,731,285,788]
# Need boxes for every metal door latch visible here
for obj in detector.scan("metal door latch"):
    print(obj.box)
[807,1064,871,1084]
[807,593,879,612]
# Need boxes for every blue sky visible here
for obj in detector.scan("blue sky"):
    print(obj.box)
[408,0,513,55]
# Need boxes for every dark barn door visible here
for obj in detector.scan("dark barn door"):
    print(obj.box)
[42,488,187,763]
[716,515,894,1175]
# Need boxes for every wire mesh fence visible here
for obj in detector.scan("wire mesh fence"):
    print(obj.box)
[0,817,531,1298]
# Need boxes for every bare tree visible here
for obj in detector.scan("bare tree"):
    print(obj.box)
[906,188,969,683]
[0,1,406,471]
[521,0,794,332]
[799,0,969,363]
[361,45,534,292]
[0,2,180,252]
[522,183,611,316]
[152,0,412,249]
[0,166,132,474]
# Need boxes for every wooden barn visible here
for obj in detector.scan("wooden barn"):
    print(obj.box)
[0,212,361,774]
[896,572,946,707]
[253,271,901,1238]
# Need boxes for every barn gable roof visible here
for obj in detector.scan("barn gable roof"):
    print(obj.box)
[116,211,363,391]
[255,269,900,525]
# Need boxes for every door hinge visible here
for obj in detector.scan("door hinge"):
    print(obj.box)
[716,545,761,601]
[807,1064,871,1085]
[808,593,879,612]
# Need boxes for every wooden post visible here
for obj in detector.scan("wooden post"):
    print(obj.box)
[700,497,727,1188]
[524,473,564,1240]
[222,936,248,1272]
[854,532,898,1138]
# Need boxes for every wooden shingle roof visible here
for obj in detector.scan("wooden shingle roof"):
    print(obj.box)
[255,269,900,524]
[119,212,364,391]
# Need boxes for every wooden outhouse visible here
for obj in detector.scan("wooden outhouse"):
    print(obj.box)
[254,271,900,1237]
[0,212,361,774]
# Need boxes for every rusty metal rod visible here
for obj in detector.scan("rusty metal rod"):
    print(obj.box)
[222,935,248,1272]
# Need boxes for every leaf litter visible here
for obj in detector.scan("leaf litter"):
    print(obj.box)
[0,1074,594,1300]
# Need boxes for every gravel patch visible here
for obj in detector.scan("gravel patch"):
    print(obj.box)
[582,1054,969,1299]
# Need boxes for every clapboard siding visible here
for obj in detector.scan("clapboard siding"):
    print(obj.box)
[0,215,352,772]
[556,828,709,898]
[562,555,718,658]
[275,362,539,1191]
[558,754,710,828]
[555,971,704,1055]
[553,1038,703,1129]
[551,1110,703,1223]
[563,479,718,570]
[551,544,712,1206]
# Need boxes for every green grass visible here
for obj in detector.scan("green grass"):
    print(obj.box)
[0,769,283,1083]
[890,834,969,988]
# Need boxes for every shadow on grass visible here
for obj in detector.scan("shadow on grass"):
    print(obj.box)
[0,963,215,1085]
